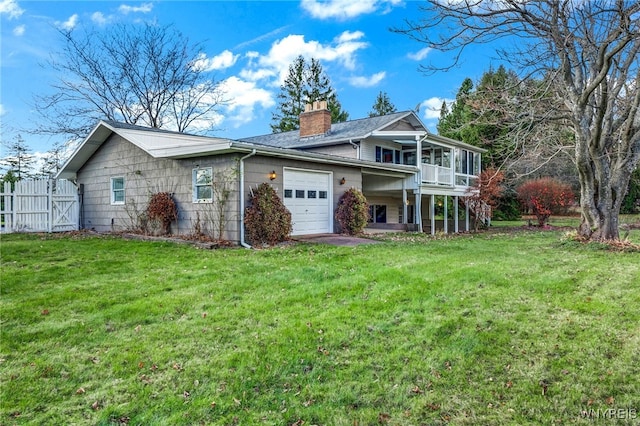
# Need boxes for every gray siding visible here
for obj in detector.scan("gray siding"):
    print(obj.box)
[77,134,366,241]
[367,195,404,224]
[243,156,362,233]
[360,137,403,163]
[77,134,241,240]
[303,144,358,159]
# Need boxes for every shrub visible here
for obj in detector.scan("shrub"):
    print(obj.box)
[244,183,292,246]
[517,177,575,226]
[335,188,369,235]
[621,168,640,214]
[466,168,505,230]
[146,192,178,235]
[493,191,522,221]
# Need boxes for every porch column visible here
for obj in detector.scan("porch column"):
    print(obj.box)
[416,191,422,232]
[415,134,423,233]
[430,194,435,236]
[465,198,470,232]
[454,196,459,233]
[402,181,408,225]
[416,134,422,170]
[443,195,448,234]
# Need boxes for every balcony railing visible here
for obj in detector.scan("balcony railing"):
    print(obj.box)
[421,163,452,185]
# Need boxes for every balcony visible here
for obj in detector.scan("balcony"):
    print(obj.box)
[421,163,453,185]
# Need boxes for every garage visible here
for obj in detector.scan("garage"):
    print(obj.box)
[283,168,332,235]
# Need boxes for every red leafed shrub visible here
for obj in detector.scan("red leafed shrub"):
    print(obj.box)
[244,183,292,246]
[466,168,505,231]
[335,188,369,235]
[146,192,178,235]
[517,178,575,226]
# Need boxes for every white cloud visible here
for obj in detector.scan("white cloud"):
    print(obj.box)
[118,3,153,14]
[252,31,369,85]
[349,71,386,88]
[420,97,451,120]
[12,24,25,36]
[234,25,291,50]
[56,14,78,31]
[239,67,276,82]
[408,47,432,61]
[219,76,275,128]
[0,0,24,19]
[91,11,110,26]
[301,0,402,21]
[193,50,239,72]
[0,104,6,116]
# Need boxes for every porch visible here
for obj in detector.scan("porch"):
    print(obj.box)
[363,178,480,235]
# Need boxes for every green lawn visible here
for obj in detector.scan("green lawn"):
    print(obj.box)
[1,231,639,425]
[491,214,640,231]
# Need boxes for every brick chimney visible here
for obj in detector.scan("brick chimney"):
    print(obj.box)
[299,100,331,137]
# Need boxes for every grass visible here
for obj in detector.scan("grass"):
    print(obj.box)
[1,230,639,425]
[491,214,640,231]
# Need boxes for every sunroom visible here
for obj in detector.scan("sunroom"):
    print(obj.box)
[362,130,486,234]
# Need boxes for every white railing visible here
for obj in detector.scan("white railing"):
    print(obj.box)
[421,164,453,185]
[455,174,479,187]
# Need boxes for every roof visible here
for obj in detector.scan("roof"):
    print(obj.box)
[56,119,418,180]
[56,112,485,179]
[56,121,236,179]
[240,111,422,149]
[240,110,486,153]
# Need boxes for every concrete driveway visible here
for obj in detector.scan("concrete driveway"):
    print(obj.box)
[293,234,381,246]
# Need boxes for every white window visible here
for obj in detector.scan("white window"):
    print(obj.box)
[193,167,213,203]
[111,177,125,205]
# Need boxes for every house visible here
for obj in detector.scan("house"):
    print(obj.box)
[57,101,485,245]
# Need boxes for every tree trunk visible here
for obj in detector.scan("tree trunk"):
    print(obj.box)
[577,146,632,241]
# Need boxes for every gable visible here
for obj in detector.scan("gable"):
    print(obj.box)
[381,120,418,132]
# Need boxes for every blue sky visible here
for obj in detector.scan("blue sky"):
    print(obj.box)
[1,0,505,157]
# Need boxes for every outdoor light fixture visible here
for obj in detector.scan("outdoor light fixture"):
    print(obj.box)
[269,170,277,180]
[339,177,346,185]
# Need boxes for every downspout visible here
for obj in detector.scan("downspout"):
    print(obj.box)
[349,139,360,159]
[239,149,257,249]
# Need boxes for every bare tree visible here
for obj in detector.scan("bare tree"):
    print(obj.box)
[34,23,225,140]
[397,0,640,241]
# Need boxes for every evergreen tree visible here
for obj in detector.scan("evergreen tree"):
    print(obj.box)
[0,135,35,180]
[271,56,307,133]
[271,56,348,133]
[38,140,68,178]
[368,91,397,117]
[437,77,473,141]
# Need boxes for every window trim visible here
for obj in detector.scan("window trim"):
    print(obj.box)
[375,146,401,164]
[368,204,387,224]
[192,167,213,203]
[110,176,125,205]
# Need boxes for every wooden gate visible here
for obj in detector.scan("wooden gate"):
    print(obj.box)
[0,179,79,233]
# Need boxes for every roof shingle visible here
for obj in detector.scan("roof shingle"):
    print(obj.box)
[239,111,417,149]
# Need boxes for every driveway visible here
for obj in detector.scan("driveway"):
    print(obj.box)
[293,234,381,247]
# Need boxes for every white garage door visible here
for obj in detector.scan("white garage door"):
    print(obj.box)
[283,169,332,235]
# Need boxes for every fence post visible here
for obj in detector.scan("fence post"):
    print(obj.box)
[48,178,53,233]
[1,181,13,232]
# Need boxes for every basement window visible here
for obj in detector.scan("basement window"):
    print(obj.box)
[368,204,387,223]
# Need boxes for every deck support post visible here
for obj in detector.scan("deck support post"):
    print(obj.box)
[454,196,459,233]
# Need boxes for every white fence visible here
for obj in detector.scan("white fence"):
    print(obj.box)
[1,179,79,233]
